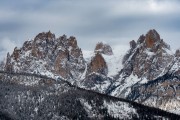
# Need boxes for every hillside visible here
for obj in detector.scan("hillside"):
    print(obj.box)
[0,29,179,119]
[0,71,179,120]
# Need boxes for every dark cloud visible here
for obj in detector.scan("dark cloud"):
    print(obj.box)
[0,0,180,60]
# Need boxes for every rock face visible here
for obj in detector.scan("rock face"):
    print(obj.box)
[2,31,113,92]
[145,29,160,48]
[129,40,136,49]
[82,45,111,93]
[110,29,180,114]
[122,29,173,81]
[175,49,180,57]
[127,53,180,114]
[4,31,85,81]
[94,42,113,55]
[114,30,174,90]
[4,53,12,72]
[87,53,108,76]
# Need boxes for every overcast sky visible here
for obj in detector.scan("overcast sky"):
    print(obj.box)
[0,0,180,60]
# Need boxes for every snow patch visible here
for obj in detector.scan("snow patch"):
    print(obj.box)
[160,99,180,115]
[139,77,148,84]
[82,50,94,60]
[111,74,141,97]
[82,44,128,77]
[103,45,128,77]
[103,100,137,119]
[145,49,155,56]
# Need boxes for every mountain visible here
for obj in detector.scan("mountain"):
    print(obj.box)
[109,29,180,114]
[0,71,179,120]
[0,29,180,118]
[127,49,180,114]
[110,29,173,96]
[4,31,86,83]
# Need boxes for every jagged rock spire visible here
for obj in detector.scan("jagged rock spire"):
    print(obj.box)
[34,31,55,41]
[4,31,85,80]
[129,40,137,49]
[122,29,174,80]
[87,53,108,76]
[94,42,113,55]
[145,29,160,48]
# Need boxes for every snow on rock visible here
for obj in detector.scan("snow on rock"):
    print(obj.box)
[91,79,111,93]
[79,63,88,80]
[103,45,129,77]
[103,100,137,119]
[82,50,94,62]
[4,31,86,83]
[110,29,177,108]
[145,49,155,57]
[94,42,113,55]
[1,30,180,117]
[160,99,180,115]
[139,77,148,84]
[80,72,111,93]
[111,73,141,98]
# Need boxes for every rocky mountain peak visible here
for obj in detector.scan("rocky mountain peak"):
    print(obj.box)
[94,42,113,55]
[68,36,77,48]
[12,47,21,61]
[137,35,145,44]
[135,30,170,53]
[34,31,55,42]
[4,31,86,81]
[122,29,173,81]
[145,29,160,48]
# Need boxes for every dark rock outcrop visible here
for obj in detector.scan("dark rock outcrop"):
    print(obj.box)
[94,42,113,55]
[130,40,136,49]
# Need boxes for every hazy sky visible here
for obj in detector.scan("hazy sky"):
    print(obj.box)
[0,0,180,60]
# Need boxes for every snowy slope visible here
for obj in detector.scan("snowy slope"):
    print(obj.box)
[83,45,129,78]
[103,45,129,77]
